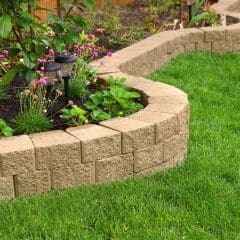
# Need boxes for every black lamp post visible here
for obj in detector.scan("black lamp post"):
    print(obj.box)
[55,54,77,105]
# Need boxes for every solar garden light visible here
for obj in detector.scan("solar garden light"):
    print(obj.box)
[55,54,77,105]
[43,62,61,97]
[187,0,195,21]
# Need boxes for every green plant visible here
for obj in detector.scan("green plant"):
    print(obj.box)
[67,59,97,100]
[0,0,95,83]
[85,77,143,121]
[0,118,13,137]
[12,111,51,134]
[0,87,8,100]
[61,105,88,126]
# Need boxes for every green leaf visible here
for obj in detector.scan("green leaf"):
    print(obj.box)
[26,70,38,82]
[91,109,111,121]
[0,14,12,38]
[189,12,207,27]
[24,55,37,69]
[2,126,13,137]
[0,66,24,87]
[8,48,21,58]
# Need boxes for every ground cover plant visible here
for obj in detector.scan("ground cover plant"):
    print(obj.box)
[0,52,239,239]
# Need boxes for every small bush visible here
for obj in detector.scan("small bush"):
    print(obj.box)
[13,111,52,134]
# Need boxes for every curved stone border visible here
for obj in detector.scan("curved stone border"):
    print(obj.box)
[1,0,240,201]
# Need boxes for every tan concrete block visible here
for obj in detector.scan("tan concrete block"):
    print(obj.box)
[153,54,172,70]
[142,103,189,132]
[184,43,196,52]
[66,125,121,162]
[148,95,188,105]
[100,118,155,153]
[169,46,185,59]
[51,162,95,189]
[0,176,14,201]
[134,147,187,177]
[179,28,204,43]
[15,170,51,196]
[232,41,240,52]
[0,135,34,176]
[178,105,190,132]
[127,50,156,76]
[226,27,240,41]
[167,36,183,53]
[96,154,133,183]
[134,82,187,97]
[30,130,81,170]
[163,131,188,161]
[212,41,232,52]
[202,27,226,42]
[196,42,212,52]
[134,143,163,172]
[144,102,188,114]
[129,110,178,143]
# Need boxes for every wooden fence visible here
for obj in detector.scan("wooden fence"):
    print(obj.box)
[35,0,134,20]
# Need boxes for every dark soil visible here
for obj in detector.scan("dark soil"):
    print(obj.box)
[0,76,100,131]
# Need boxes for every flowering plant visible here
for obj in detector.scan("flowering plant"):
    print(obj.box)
[19,75,62,115]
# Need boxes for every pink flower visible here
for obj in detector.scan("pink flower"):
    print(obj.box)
[7,64,11,69]
[37,58,47,63]
[107,51,112,57]
[88,33,95,39]
[100,61,105,66]
[0,54,5,59]
[36,76,47,85]
[48,48,55,56]
[2,50,8,55]
[93,51,99,57]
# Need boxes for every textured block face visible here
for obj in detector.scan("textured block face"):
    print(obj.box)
[30,130,81,170]
[163,131,188,161]
[226,28,240,41]
[0,135,34,176]
[129,111,178,143]
[100,118,155,153]
[67,125,121,162]
[196,42,212,52]
[212,41,232,52]
[148,95,188,105]
[96,154,133,183]
[232,41,240,52]
[203,27,226,42]
[184,43,196,52]
[51,162,95,190]
[134,144,163,172]
[130,50,156,76]
[15,170,51,196]
[178,106,190,132]
[0,176,14,201]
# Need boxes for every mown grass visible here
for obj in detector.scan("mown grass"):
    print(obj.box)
[0,52,240,240]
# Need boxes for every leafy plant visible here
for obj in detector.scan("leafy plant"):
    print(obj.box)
[0,118,13,137]
[61,105,88,126]
[67,58,97,100]
[85,77,143,121]
[0,0,95,83]
[12,111,52,134]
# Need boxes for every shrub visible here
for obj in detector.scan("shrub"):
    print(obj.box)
[13,111,52,134]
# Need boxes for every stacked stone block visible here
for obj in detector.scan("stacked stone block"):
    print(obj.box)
[2,3,240,200]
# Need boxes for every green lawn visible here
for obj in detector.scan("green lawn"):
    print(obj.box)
[1,52,240,240]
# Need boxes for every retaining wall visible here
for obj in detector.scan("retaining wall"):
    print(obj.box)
[1,0,240,201]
